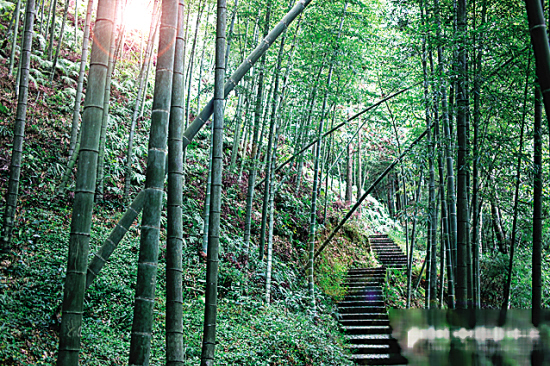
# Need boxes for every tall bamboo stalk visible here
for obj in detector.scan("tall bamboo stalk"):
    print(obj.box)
[455,0,470,309]
[501,59,530,316]
[243,0,271,256]
[532,86,542,327]
[56,0,114,362]
[406,171,423,308]
[8,0,21,75]
[68,0,96,159]
[128,0,177,361]
[50,0,71,81]
[166,0,185,362]
[124,6,160,201]
[0,0,35,252]
[200,0,226,362]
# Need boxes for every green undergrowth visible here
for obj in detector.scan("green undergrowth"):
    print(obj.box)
[480,246,550,309]
[0,203,354,365]
[315,220,378,301]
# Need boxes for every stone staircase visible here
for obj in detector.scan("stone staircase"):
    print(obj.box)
[338,234,408,365]
[368,234,408,268]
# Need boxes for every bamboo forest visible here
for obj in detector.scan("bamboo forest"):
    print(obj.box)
[1,0,550,364]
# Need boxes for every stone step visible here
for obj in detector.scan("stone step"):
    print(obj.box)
[340,318,390,327]
[338,306,387,314]
[346,282,384,288]
[345,278,385,285]
[344,293,384,301]
[342,325,392,335]
[339,300,386,307]
[348,269,387,275]
[346,334,390,342]
[339,312,389,321]
[345,290,383,297]
[350,352,409,365]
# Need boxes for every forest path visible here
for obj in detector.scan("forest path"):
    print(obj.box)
[337,234,408,365]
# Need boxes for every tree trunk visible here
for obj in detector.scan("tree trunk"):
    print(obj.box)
[224,0,238,72]
[470,0,487,309]
[200,0,226,361]
[0,0,35,252]
[490,199,507,254]
[307,3,346,307]
[56,0,114,362]
[525,0,550,141]
[228,92,244,170]
[196,7,212,112]
[128,0,177,361]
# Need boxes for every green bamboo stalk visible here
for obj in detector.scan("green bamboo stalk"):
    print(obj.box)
[243,0,271,256]
[86,190,145,288]
[455,0,470,310]
[68,0,95,160]
[8,0,21,75]
[0,0,35,252]
[200,0,226,362]
[307,2,347,308]
[96,3,123,201]
[165,0,185,362]
[532,86,542,327]
[259,32,287,265]
[124,3,159,202]
[50,0,70,81]
[406,171,423,309]
[128,0,177,362]
[46,0,57,60]
[525,0,550,145]
[56,0,115,362]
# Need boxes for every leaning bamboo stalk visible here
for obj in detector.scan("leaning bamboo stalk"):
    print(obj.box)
[84,0,313,288]
[255,85,418,189]
[309,125,432,267]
